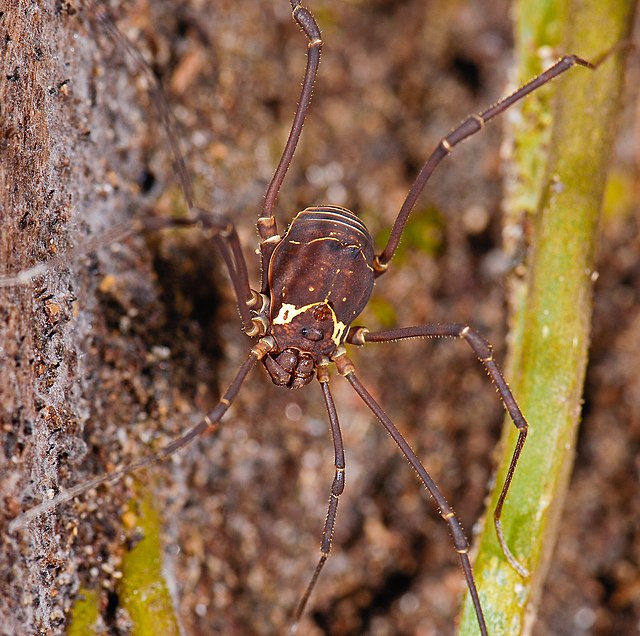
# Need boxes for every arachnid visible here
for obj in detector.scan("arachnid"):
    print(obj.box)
[1,1,598,634]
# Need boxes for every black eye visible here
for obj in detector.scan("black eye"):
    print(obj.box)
[301,326,323,341]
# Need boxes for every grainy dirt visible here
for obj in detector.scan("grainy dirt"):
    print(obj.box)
[1,1,639,635]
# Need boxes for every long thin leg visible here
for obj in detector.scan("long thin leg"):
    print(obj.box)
[0,211,260,336]
[76,2,260,331]
[291,361,346,632]
[348,324,529,576]
[374,55,594,274]
[0,219,142,288]
[332,348,488,636]
[88,0,195,212]
[7,338,274,533]
[257,2,323,241]
[1,3,260,332]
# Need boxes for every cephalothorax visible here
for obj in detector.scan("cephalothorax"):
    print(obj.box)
[261,205,375,387]
[4,1,594,634]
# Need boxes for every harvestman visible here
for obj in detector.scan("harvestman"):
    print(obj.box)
[3,1,595,633]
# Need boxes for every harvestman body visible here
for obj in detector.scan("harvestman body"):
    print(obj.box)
[3,1,595,633]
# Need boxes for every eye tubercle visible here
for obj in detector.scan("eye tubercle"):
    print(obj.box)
[301,326,324,342]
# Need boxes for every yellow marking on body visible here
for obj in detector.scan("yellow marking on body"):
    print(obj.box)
[301,236,371,270]
[273,301,347,346]
[273,302,309,325]
[332,316,347,345]
[306,236,341,245]
[298,213,370,241]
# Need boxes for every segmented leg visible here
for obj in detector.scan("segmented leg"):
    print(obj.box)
[91,0,266,331]
[292,361,346,631]
[332,348,488,636]
[0,1,261,335]
[0,208,259,335]
[374,55,594,274]
[257,1,323,241]
[8,339,274,533]
[348,323,529,576]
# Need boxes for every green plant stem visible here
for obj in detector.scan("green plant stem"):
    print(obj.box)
[117,483,182,636]
[458,0,636,634]
[68,587,101,636]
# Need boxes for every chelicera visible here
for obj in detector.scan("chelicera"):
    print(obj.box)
[5,1,594,633]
